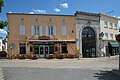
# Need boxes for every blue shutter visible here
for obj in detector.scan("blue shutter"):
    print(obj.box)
[31,26,35,35]
[53,26,56,35]
[39,26,42,36]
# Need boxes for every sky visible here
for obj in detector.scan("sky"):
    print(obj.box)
[0,0,120,39]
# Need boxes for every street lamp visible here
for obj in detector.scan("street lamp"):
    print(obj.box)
[116,32,120,71]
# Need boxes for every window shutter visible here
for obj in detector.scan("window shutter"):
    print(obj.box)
[53,26,56,35]
[45,26,48,36]
[39,26,42,36]
[62,26,66,36]
[31,26,35,35]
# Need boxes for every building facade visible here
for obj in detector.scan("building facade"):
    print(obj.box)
[7,13,76,58]
[7,11,119,59]
[0,37,2,51]
[100,13,119,56]
[75,11,101,58]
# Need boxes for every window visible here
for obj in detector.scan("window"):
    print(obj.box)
[30,46,33,52]
[62,18,66,22]
[48,26,53,35]
[49,45,54,54]
[105,33,108,39]
[19,43,26,54]
[48,18,52,22]
[31,25,42,36]
[62,26,66,36]
[46,26,56,36]
[114,24,118,30]
[62,43,68,53]
[35,26,39,35]
[20,18,24,22]
[35,18,38,22]
[19,25,25,35]
[110,33,113,39]
[104,21,108,28]
[109,23,113,29]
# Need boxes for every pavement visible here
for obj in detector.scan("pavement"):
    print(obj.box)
[0,68,5,80]
[3,67,120,80]
[0,55,119,80]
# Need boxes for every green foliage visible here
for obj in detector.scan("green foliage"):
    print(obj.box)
[0,20,8,29]
[0,0,4,13]
[76,49,80,54]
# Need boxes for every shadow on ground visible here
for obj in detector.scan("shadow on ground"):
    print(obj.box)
[94,70,120,80]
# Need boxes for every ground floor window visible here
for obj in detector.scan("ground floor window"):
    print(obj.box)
[49,45,54,54]
[62,43,68,53]
[19,43,26,54]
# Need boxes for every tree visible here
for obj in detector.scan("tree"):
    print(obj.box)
[0,0,4,13]
[0,0,8,29]
[0,20,7,29]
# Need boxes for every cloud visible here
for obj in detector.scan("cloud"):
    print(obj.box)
[33,9,46,13]
[60,3,69,8]
[8,11,12,13]
[29,12,34,14]
[0,29,7,34]
[54,8,61,12]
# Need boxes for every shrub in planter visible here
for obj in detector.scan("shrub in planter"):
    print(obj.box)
[19,54,26,59]
[46,54,53,59]
[26,54,32,59]
[56,54,64,59]
[65,54,74,59]
[31,54,38,60]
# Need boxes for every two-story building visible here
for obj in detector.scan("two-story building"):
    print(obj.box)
[7,13,76,58]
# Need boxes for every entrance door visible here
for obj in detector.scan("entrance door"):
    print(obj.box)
[39,45,49,58]
[82,27,96,58]
[39,46,44,57]
[34,45,39,54]
[45,46,49,57]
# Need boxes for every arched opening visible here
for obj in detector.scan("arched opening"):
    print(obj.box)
[82,27,96,58]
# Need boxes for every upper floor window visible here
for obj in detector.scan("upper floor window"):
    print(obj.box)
[48,18,52,22]
[48,26,53,35]
[31,25,42,36]
[110,33,113,39]
[109,23,113,29]
[62,26,66,36]
[20,18,24,22]
[104,21,108,28]
[35,18,38,22]
[19,25,25,35]
[45,26,56,36]
[62,18,66,23]
[114,23,118,30]
[105,33,108,39]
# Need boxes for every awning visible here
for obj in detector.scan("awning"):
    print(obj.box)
[108,42,119,47]
[28,40,76,42]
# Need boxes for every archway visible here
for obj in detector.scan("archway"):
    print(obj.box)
[82,27,96,58]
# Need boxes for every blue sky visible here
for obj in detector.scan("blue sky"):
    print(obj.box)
[0,0,120,39]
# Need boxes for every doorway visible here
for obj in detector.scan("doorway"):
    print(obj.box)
[34,45,49,58]
[82,27,96,58]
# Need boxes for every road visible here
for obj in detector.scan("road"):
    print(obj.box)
[3,67,120,80]
[0,55,119,80]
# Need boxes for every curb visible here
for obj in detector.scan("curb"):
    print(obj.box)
[0,67,5,80]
